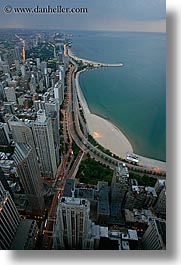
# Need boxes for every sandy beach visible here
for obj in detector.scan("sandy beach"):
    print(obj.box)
[68,47,123,67]
[75,70,166,172]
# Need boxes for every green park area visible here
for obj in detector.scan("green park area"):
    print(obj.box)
[76,156,113,185]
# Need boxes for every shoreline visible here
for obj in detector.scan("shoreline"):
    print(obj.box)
[68,47,123,67]
[75,70,166,172]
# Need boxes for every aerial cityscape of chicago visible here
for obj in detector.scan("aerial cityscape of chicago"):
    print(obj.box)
[0,0,166,250]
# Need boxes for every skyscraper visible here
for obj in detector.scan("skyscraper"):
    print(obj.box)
[45,99,60,165]
[0,81,5,100]
[36,58,41,70]
[33,109,57,179]
[110,164,129,221]
[0,122,11,146]
[54,81,64,106]
[154,179,166,195]
[33,97,60,165]
[0,181,21,249]
[12,47,21,61]
[54,194,91,250]
[142,219,166,250]
[153,188,166,217]
[13,143,45,214]
[9,120,45,214]
[4,87,17,103]
[10,120,36,150]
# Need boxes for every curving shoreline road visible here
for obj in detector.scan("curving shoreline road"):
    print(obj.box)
[67,46,166,172]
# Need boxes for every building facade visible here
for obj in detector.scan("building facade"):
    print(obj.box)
[142,219,166,250]
[0,181,21,249]
[54,195,92,250]
[32,109,57,179]
[0,122,11,146]
[13,143,45,214]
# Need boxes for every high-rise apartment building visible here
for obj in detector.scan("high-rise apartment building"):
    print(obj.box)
[13,143,45,214]
[54,81,64,106]
[32,109,57,179]
[124,185,157,210]
[0,181,21,249]
[153,188,166,217]
[36,58,41,70]
[33,97,60,165]
[9,120,44,214]
[4,86,17,103]
[142,219,166,250]
[12,47,21,61]
[154,179,166,195]
[2,64,10,74]
[0,81,5,100]
[0,122,11,146]
[54,194,92,250]
[45,99,60,165]
[10,120,36,150]
[110,164,129,219]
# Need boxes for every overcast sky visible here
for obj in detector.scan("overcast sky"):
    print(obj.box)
[0,0,166,32]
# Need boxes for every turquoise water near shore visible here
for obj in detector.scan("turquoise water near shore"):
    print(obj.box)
[70,31,166,161]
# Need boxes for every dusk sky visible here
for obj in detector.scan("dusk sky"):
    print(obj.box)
[0,0,166,32]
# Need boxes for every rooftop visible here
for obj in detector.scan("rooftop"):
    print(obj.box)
[10,219,37,250]
[59,196,90,208]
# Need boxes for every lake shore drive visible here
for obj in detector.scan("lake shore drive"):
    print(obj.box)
[75,70,166,172]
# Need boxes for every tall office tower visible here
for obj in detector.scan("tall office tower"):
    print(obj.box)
[97,181,110,225]
[58,51,63,64]
[0,167,10,193]
[0,122,11,146]
[36,58,41,70]
[154,179,166,195]
[33,109,57,179]
[10,120,36,150]
[43,92,50,103]
[2,64,10,74]
[39,78,44,91]
[20,65,26,78]
[54,194,92,250]
[29,73,37,94]
[41,61,47,74]
[12,47,21,61]
[53,46,56,58]
[0,81,5,100]
[0,181,21,249]
[35,70,41,84]
[142,219,166,250]
[33,100,45,112]
[13,143,44,214]
[110,164,129,221]
[14,60,20,72]
[4,102,15,114]
[44,72,50,89]
[9,120,44,213]
[63,55,69,70]
[59,65,64,81]
[59,65,65,88]
[153,188,166,217]
[54,81,64,105]
[45,99,60,165]
[4,87,17,104]
[124,186,157,211]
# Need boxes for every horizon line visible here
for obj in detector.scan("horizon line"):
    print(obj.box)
[0,27,166,33]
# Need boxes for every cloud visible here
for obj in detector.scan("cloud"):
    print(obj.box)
[0,0,166,32]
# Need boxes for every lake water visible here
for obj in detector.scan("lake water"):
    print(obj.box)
[70,31,166,161]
